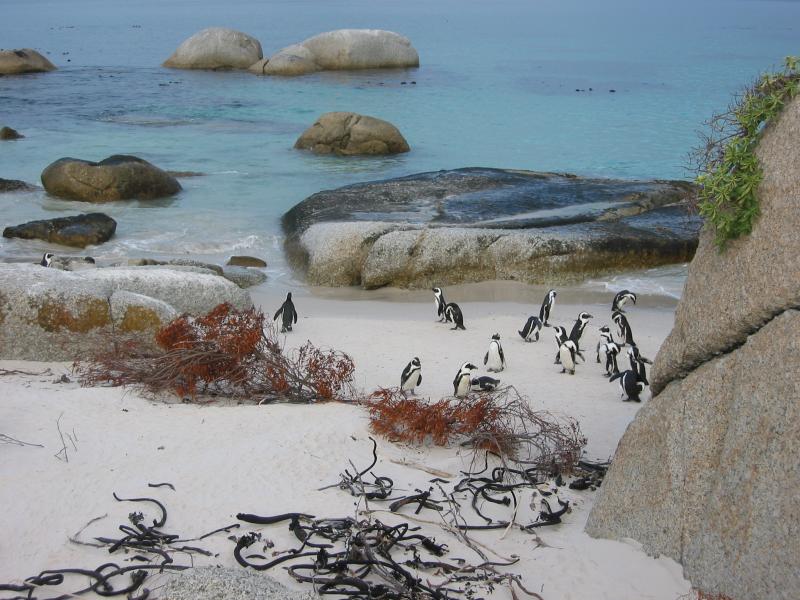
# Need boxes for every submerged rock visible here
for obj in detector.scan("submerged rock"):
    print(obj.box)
[221,265,267,288]
[0,178,38,193]
[3,213,117,248]
[586,97,800,600]
[282,167,699,288]
[0,49,56,75]
[0,126,23,140]
[295,112,410,156]
[163,27,263,70]
[0,263,252,360]
[41,155,181,202]
[227,255,267,268]
[260,29,418,76]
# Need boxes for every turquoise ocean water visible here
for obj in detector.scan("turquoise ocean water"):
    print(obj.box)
[1,0,798,295]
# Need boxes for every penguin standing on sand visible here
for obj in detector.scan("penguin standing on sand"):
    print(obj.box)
[539,289,557,326]
[445,303,466,330]
[612,310,636,346]
[471,375,501,392]
[273,292,298,333]
[484,333,506,372]
[558,339,583,375]
[453,362,478,397]
[597,326,621,377]
[432,287,447,322]
[400,357,422,395]
[40,252,54,267]
[518,316,543,342]
[568,311,593,350]
[627,345,653,386]
[553,325,568,364]
[612,290,637,313]
[609,369,643,402]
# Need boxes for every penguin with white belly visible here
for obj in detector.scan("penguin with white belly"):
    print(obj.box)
[453,362,478,397]
[483,333,506,372]
[612,310,635,346]
[400,357,422,395]
[445,303,466,330]
[558,339,583,375]
[627,345,653,386]
[553,325,568,364]
[432,287,447,322]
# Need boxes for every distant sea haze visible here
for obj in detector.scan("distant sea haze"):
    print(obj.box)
[2,0,797,292]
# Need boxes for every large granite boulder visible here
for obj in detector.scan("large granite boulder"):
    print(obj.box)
[586,97,800,600]
[1,126,23,140]
[0,264,252,360]
[295,112,410,156]
[41,155,181,202]
[0,49,56,75]
[3,213,117,248]
[259,29,418,76]
[282,168,699,288]
[163,27,263,70]
[651,96,800,394]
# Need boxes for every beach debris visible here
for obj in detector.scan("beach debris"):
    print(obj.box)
[232,511,540,599]
[1,491,238,599]
[367,385,585,468]
[75,303,356,403]
[0,433,43,448]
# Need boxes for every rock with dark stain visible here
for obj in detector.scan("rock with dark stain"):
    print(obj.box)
[295,112,410,156]
[0,263,252,360]
[3,213,117,248]
[282,167,700,288]
[41,155,181,202]
[0,49,56,75]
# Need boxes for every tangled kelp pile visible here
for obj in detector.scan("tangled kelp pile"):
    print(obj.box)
[76,303,356,403]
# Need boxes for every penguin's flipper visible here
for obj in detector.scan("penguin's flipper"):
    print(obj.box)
[518,329,526,340]
[609,372,624,383]
[483,351,488,365]
[418,373,422,386]
[499,345,505,365]
[292,307,298,324]
[273,306,283,321]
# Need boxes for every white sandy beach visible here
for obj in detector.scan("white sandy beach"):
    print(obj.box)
[0,285,691,599]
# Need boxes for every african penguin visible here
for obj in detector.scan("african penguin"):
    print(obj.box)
[483,333,506,372]
[273,292,298,333]
[40,252,54,267]
[609,370,643,402]
[553,325,568,364]
[596,326,614,363]
[558,339,583,375]
[471,375,501,392]
[612,290,637,314]
[445,302,466,330]
[612,310,636,346]
[627,345,653,386]
[539,289,557,327]
[518,316,543,342]
[432,287,447,322]
[400,357,422,395]
[453,362,478,398]
[568,311,593,350]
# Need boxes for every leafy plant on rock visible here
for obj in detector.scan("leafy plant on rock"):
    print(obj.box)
[693,56,799,248]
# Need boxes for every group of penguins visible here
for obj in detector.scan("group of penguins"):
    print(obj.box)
[397,287,654,403]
